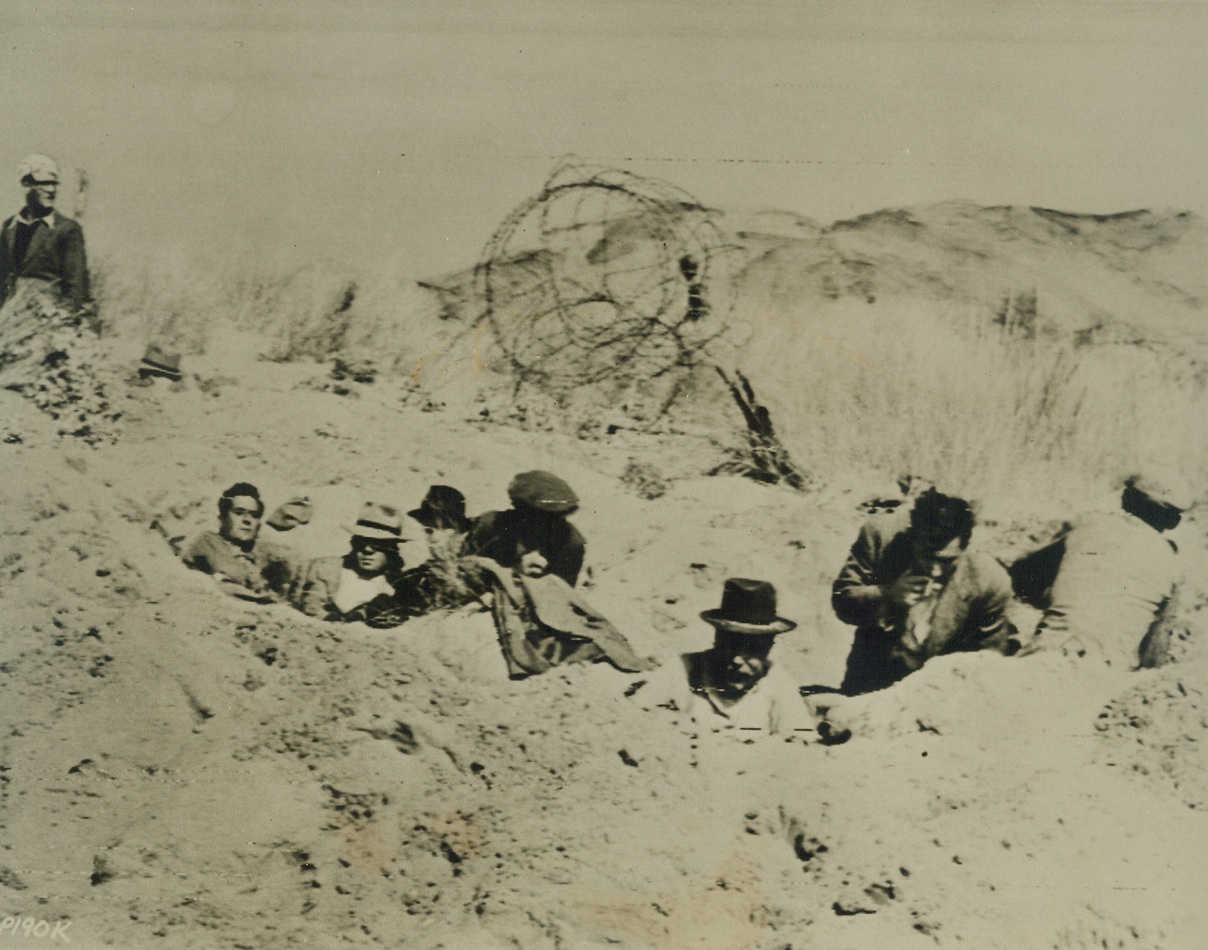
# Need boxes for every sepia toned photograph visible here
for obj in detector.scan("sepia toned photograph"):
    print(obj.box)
[1,2,1206,947]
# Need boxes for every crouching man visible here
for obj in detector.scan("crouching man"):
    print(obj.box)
[182,482,294,601]
[1012,472,1193,668]
[832,487,1014,695]
[636,579,814,740]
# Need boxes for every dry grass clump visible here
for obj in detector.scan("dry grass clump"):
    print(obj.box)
[91,248,227,354]
[85,244,1205,523]
[739,298,1208,515]
[92,249,447,374]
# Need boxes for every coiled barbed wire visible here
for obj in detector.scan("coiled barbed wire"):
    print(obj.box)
[473,162,736,396]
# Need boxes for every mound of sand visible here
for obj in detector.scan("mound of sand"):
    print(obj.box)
[2,332,1206,949]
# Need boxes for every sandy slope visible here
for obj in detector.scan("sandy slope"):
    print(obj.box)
[1,330,1206,950]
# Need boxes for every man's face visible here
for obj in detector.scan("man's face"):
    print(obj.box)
[23,179,57,214]
[909,530,965,588]
[220,495,262,545]
[351,537,392,577]
[715,636,773,691]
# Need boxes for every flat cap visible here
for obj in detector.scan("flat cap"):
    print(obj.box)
[507,471,578,513]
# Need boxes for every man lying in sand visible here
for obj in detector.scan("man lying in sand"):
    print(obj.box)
[635,579,814,740]
[461,471,649,677]
[182,482,295,602]
[832,487,1014,695]
[289,502,425,628]
[463,470,586,586]
[1011,472,1193,668]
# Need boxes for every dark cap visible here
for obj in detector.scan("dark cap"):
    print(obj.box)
[507,471,578,514]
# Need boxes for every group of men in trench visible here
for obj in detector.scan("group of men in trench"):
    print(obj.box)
[1,153,1195,737]
[181,472,652,680]
[181,466,1195,741]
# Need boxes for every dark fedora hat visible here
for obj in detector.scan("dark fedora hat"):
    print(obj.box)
[139,343,183,381]
[408,484,468,531]
[700,578,796,635]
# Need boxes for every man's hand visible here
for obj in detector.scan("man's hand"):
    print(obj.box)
[518,550,549,578]
[216,577,277,603]
[884,573,931,608]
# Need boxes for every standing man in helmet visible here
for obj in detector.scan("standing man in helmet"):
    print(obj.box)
[0,154,90,316]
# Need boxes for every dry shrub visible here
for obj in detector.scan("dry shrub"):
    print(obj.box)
[91,248,226,353]
[409,531,482,612]
[254,261,358,361]
[619,460,668,499]
[93,248,443,371]
[0,289,122,445]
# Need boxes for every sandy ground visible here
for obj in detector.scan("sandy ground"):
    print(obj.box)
[1,329,1206,950]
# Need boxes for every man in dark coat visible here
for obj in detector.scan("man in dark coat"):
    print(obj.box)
[463,470,586,586]
[832,487,1014,695]
[0,155,90,315]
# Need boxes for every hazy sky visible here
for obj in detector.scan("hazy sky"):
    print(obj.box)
[3,0,1205,277]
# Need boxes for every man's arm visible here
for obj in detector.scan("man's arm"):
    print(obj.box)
[290,559,337,619]
[767,669,816,740]
[964,558,1015,653]
[831,520,887,627]
[181,534,219,574]
[0,218,12,308]
[550,528,585,587]
[59,220,89,314]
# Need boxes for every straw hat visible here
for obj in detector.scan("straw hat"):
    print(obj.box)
[344,502,404,542]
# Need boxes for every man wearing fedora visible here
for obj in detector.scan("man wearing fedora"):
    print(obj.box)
[397,485,477,613]
[1013,472,1194,667]
[463,471,585,586]
[409,485,470,536]
[0,154,90,316]
[637,579,814,738]
[289,502,423,626]
[182,482,295,601]
[832,487,1014,695]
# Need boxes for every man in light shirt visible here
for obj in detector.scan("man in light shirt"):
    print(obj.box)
[1014,472,1193,667]
[636,578,814,740]
[289,502,422,627]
